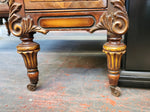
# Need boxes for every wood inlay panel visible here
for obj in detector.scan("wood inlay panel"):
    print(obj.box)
[24,0,107,10]
[39,16,95,29]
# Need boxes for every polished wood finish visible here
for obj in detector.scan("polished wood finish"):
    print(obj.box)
[8,0,129,96]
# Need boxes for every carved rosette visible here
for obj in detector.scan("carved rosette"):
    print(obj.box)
[8,0,48,37]
[90,0,128,35]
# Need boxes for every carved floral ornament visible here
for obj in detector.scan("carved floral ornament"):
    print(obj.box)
[8,0,128,37]
[90,0,129,35]
[8,0,48,37]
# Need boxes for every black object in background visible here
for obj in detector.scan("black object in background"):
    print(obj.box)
[125,0,150,71]
[119,0,150,88]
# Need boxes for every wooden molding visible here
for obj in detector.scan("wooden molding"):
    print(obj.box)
[8,0,48,37]
[39,16,95,29]
[119,71,150,88]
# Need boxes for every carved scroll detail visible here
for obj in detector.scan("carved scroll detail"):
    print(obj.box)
[90,0,129,35]
[8,0,48,37]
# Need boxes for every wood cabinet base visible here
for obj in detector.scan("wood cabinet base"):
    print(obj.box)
[8,0,129,96]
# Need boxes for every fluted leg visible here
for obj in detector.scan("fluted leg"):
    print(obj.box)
[17,33,40,91]
[103,33,126,97]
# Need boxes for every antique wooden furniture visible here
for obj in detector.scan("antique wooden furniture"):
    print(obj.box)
[8,0,129,97]
[0,0,8,24]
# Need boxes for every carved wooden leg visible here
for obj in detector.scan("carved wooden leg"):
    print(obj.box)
[17,33,40,91]
[103,33,126,97]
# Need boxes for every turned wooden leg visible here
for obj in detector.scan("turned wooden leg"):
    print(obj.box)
[103,33,126,97]
[17,33,40,91]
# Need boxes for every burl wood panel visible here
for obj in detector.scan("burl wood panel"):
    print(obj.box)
[24,0,107,9]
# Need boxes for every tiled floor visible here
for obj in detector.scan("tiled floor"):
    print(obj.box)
[0,25,150,112]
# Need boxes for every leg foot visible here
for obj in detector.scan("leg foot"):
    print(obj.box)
[27,83,37,91]
[110,86,121,97]
[27,70,39,91]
